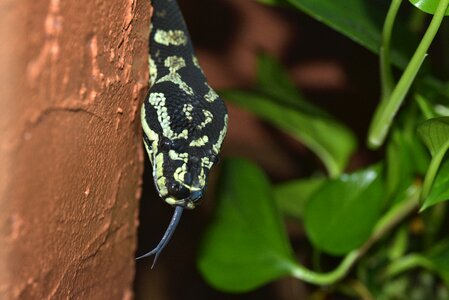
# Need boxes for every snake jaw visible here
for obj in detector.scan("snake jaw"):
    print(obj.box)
[165,197,196,209]
[165,188,202,209]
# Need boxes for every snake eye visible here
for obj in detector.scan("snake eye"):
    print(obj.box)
[160,138,172,152]
[161,138,186,153]
[167,182,190,200]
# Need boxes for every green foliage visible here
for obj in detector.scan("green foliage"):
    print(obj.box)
[410,0,449,15]
[368,0,449,147]
[198,159,298,292]
[418,117,449,209]
[418,117,449,157]
[304,165,384,255]
[384,239,449,286]
[259,0,416,67]
[197,0,449,297]
[274,177,325,219]
[222,89,356,178]
[221,54,356,178]
[425,160,449,209]
[427,240,449,285]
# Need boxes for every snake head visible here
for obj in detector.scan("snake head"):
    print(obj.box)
[141,96,228,209]
[148,136,222,209]
[141,83,228,209]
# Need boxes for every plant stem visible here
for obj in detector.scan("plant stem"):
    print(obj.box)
[288,185,419,285]
[383,254,435,278]
[345,279,375,300]
[380,0,402,99]
[415,93,437,119]
[368,0,449,149]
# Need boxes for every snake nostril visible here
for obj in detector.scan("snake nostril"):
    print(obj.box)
[167,182,190,199]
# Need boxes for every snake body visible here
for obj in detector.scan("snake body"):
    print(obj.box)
[138,0,228,265]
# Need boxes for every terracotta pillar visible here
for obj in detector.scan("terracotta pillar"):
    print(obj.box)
[0,0,150,298]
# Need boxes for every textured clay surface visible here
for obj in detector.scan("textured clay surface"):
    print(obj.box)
[0,0,150,298]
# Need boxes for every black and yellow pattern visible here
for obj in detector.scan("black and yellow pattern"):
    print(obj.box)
[138,0,228,265]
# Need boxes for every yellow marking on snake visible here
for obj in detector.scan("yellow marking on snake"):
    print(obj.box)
[198,109,213,129]
[201,157,213,169]
[165,197,196,209]
[156,56,193,95]
[168,150,189,163]
[157,176,167,195]
[155,153,164,178]
[198,168,206,188]
[149,57,157,85]
[154,29,187,46]
[189,135,208,147]
[141,103,160,165]
[165,197,177,205]
[177,129,189,139]
[183,103,194,121]
[141,103,159,142]
[213,114,228,154]
[154,153,168,196]
[173,163,188,184]
[164,56,185,72]
[148,92,190,139]
[204,83,219,103]
[155,9,167,18]
[192,55,203,72]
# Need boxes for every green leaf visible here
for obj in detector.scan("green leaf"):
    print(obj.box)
[409,0,449,15]
[386,130,415,199]
[422,159,449,210]
[222,90,356,177]
[386,114,429,201]
[274,177,326,219]
[418,117,449,208]
[282,0,416,68]
[286,0,382,53]
[304,165,384,255]
[198,158,298,292]
[261,0,449,103]
[257,53,299,104]
[368,0,449,148]
[418,117,449,156]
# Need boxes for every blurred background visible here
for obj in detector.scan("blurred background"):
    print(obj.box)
[134,0,380,298]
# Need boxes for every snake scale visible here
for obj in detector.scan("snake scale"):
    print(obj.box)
[137,0,228,265]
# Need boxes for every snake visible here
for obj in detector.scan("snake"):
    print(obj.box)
[137,0,228,266]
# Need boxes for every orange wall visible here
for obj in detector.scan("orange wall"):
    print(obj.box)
[0,0,150,298]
